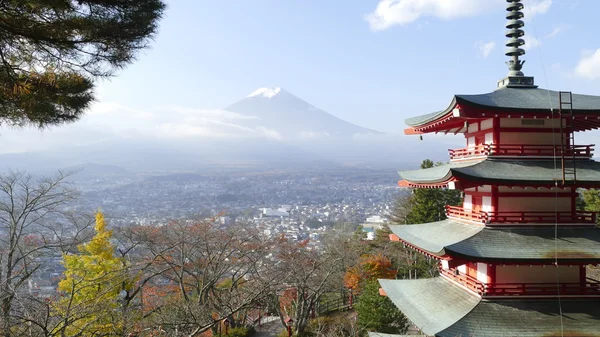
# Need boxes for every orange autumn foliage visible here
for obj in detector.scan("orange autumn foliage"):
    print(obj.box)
[344,254,396,292]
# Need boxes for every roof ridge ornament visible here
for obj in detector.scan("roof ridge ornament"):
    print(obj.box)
[497,0,537,89]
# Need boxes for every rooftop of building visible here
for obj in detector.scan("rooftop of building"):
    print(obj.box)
[379,277,600,337]
[405,87,600,128]
[398,158,600,187]
[389,220,600,263]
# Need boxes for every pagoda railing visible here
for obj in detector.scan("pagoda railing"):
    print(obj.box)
[445,205,487,223]
[486,211,597,224]
[449,144,594,160]
[440,269,485,295]
[441,269,600,297]
[446,206,598,224]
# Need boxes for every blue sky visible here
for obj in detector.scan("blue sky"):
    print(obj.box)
[3,0,600,152]
[94,0,600,133]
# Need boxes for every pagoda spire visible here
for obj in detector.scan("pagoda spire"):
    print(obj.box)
[505,0,526,76]
[497,0,536,88]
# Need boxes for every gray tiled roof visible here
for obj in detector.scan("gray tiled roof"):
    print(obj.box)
[438,299,600,337]
[405,107,454,127]
[379,278,480,336]
[391,221,600,262]
[399,158,600,185]
[367,333,419,337]
[389,221,483,255]
[405,87,600,127]
[447,227,600,262]
[380,277,600,337]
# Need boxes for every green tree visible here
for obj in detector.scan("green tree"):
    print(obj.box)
[55,211,133,336]
[387,159,460,278]
[580,189,600,224]
[0,0,165,127]
[401,159,461,225]
[354,280,408,334]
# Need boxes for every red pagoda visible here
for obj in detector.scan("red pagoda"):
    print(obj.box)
[377,1,600,336]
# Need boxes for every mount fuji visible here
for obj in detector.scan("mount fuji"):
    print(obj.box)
[0,87,455,173]
[223,87,381,140]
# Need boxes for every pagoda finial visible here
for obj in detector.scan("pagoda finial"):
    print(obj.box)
[505,0,526,76]
[497,0,536,88]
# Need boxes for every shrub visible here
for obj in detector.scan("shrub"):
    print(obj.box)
[227,326,254,337]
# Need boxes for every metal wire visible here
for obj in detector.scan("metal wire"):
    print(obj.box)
[524,1,565,336]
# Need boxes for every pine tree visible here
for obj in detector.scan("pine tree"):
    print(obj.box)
[355,280,408,334]
[0,0,165,127]
[56,211,133,336]
[404,159,462,224]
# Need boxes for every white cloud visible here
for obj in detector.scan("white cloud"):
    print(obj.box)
[366,0,503,31]
[299,131,331,139]
[255,127,283,140]
[522,35,542,51]
[545,23,567,39]
[166,106,259,121]
[526,0,552,18]
[366,0,553,31]
[0,102,286,154]
[575,49,600,80]
[475,41,496,58]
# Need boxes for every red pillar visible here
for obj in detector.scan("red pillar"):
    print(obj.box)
[580,265,586,287]
[487,264,496,284]
[492,117,500,145]
[491,185,499,214]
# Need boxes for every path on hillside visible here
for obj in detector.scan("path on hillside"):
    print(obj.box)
[253,316,282,337]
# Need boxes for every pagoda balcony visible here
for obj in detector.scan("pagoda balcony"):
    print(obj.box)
[449,144,594,160]
[445,205,598,224]
[440,269,600,297]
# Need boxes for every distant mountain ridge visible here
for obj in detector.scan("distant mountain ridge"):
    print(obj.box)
[224,87,381,140]
[0,87,457,174]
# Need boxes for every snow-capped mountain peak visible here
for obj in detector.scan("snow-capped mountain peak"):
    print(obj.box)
[247,87,281,99]
[226,87,381,140]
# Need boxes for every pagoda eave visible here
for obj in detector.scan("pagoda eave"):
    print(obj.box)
[399,159,600,188]
[398,178,460,189]
[389,222,600,263]
[404,87,600,134]
[379,277,600,337]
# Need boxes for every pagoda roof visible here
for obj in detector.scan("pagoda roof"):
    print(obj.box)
[389,220,482,255]
[405,87,600,133]
[390,221,600,263]
[379,278,479,336]
[367,333,415,337]
[380,277,600,337]
[399,158,600,187]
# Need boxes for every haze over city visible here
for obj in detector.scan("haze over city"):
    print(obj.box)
[2,0,600,172]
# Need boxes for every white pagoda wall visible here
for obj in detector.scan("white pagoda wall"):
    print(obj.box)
[480,118,494,130]
[463,194,472,210]
[498,196,571,212]
[499,132,563,145]
[462,186,492,212]
[496,265,579,284]
[476,263,488,283]
[499,118,562,129]
[464,118,567,147]
[441,260,449,270]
